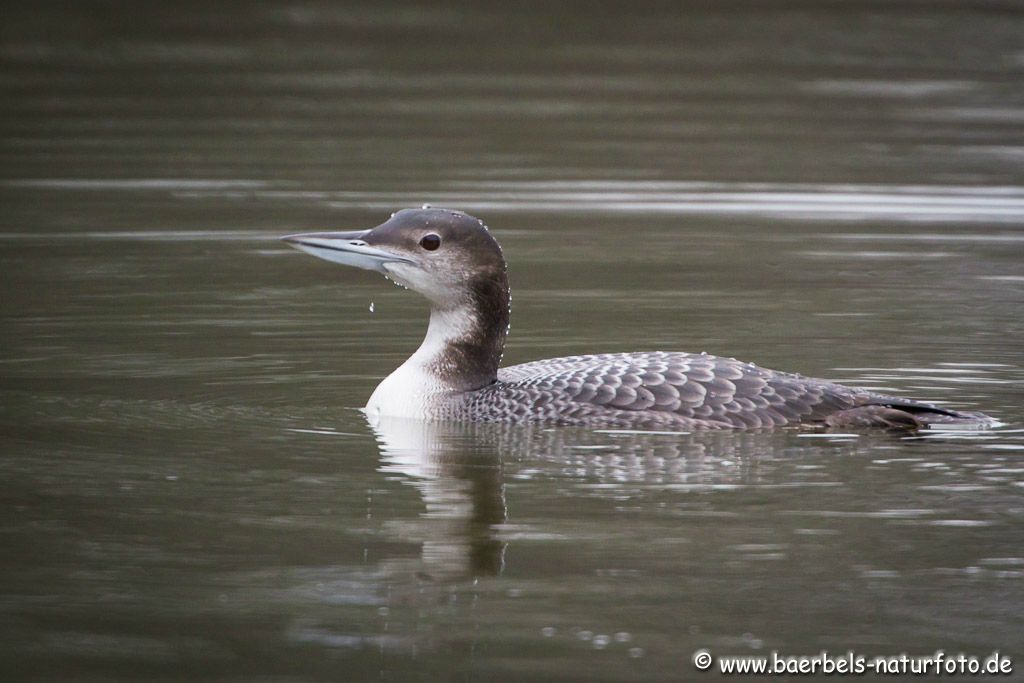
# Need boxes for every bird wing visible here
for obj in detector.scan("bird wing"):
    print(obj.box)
[494,352,864,427]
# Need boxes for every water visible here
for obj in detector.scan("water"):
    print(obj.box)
[2,2,1023,680]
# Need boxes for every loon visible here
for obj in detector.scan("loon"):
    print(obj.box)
[282,208,991,430]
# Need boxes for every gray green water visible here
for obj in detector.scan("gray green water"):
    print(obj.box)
[2,2,1023,681]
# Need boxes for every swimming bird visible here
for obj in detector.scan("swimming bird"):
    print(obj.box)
[282,208,991,430]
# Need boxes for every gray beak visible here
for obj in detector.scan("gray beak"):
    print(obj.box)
[280,230,413,273]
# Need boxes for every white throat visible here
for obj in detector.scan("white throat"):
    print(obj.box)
[365,305,477,420]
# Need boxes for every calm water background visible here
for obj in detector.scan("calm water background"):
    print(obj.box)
[2,2,1024,680]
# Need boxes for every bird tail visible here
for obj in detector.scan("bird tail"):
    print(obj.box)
[826,399,994,431]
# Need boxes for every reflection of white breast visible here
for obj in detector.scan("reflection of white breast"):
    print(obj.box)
[367,413,445,477]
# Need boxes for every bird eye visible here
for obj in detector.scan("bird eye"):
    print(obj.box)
[419,233,441,251]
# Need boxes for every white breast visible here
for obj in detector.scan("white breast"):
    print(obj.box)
[365,358,449,420]
[363,304,477,420]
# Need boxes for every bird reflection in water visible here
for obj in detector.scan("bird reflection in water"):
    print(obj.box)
[364,416,864,580]
[369,415,510,579]
[292,421,938,658]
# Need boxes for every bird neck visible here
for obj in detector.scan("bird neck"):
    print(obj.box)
[416,271,510,393]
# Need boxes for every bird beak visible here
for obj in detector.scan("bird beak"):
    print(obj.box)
[280,229,414,273]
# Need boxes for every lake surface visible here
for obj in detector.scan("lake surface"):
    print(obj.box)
[2,2,1023,680]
